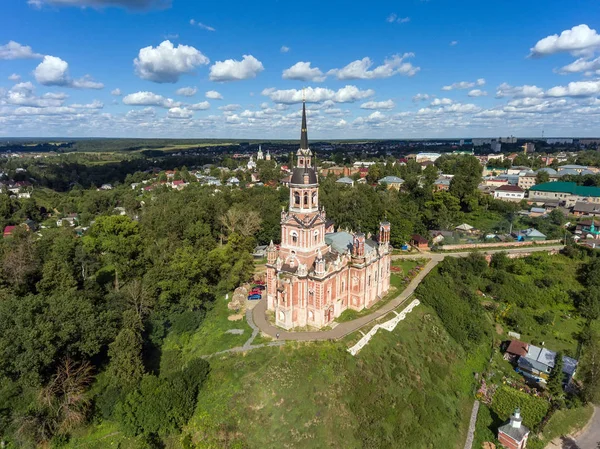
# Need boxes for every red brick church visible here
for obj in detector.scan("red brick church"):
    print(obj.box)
[265,102,392,330]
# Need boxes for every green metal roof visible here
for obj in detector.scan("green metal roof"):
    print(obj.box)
[529,182,600,198]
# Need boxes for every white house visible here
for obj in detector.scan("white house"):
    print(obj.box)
[493,185,525,202]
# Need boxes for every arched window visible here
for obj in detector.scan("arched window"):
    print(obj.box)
[299,158,304,166]
[304,192,309,206]
[341,281,345,292]
[291,231,298,244]
[294,191,300,205]
[314,230,319,242]
[312,191,317,205]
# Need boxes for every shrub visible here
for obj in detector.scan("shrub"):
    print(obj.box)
[491,386,549,429]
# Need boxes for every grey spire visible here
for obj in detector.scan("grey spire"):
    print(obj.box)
[300,100,309,150]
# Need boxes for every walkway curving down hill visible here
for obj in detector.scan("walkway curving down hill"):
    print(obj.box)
[252,245,565,342]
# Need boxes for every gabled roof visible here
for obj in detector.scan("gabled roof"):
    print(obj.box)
[336,176,354,184]
[573,202,600,213]
[535,167,557,175]
[495,185,524,192]
[378,176,404,184]
[506,340,529,357]
[521,228,546,238]
[456,223,474,231]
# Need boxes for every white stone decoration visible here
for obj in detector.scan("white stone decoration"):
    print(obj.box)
[347,299,420,356]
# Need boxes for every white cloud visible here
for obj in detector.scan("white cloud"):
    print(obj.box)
[282,61,326,82]
[335,119,347,127]
[495,82,544,98]
[0,41,43,60]
[418,102,480,115]
[34,55,103,89]
[205,90,223,99]
[134,40,209,83]
[28,0,171,9]
[262,85,374,104]
[167,107,193,119]
[556,56,600,74]
[449,40,458,46]
[468,89,487,97]
[71,100,103,109]
[209,55,264,81]
[442,78,485,90]
[361,100,395,109]
[111,88,122,96]
[190,19,215,31]
[412,93,430,102]
[329,53,419,79]
[175,86,197,97]
[386,13,410,23]
[8,74,21,82]
[546,80,600,97]
[280,46,290,53]
[530,24,600,57]
[431,98,453,106]
[122,91,180,108]
[218,104,241,111]
[189,101,210,110]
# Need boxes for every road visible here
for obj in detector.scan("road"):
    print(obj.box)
[252,245,565,341]
[545,406,600,449]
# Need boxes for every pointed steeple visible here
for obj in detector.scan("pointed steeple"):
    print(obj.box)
[300,100,309,150]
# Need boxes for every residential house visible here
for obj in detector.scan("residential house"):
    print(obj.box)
[455,223,475,233]
[57,213,78,227]
[498,408,530,449]
[253,245,268,259]
[429,230,453,244]
[434,177,451,191]
[503,340,529,363]
[227,177,240,187]
[336,176,354,187]
[517,171,536,190]
[494,185,525,202]
[410,234,429,250]
[100,184,113,190]
[572,201,600,217]
[517,228,546,241]
[378,176,404,190]
[171,179,188,190]
[516,344,578,384]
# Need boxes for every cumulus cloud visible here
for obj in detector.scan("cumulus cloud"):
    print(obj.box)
[4,82,65,108]
[431,98,453,106]
[27,0,171,10]
[329,54,419,79]
[442,78,485,91]
[189,19,215,31]
[122,91,180,108]
[449,40,458,46]
[71,100,103,109]
[205,90,223,99]
[361,100,395,109]
[8,74,21,82]
[468,89,487,97]
[209,55,264,81]
[282,62,326,82]
[111,88,122,96]
[556,56,600,75]
[546,80,600,97]
[167,107,193,119]
[412,93,430,102]
[134,40,209,83]
[175,86,197,96]
[495,82,544,98]
[262,85,374,104]
[530,24,600,57]
[386,13,410,23]
[218,104,241,111]
[418,103,480,115]
[34,55,104,89]
[0,41,43,60]
[189,101,210,110]
[280,46,290,53]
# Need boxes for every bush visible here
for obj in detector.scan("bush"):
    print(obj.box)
[491,386,549,429]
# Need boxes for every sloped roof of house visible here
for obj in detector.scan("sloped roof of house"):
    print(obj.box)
[379,176,404,184]
[530,182,600,198]
[336,176,354,185]
[535,167,557,175]
[495,185,524,192]
[456,223,474,231]
[574,202,600,213]
[410,234,428,244]
[521,228,546,238]
[506,340,529,357]
[498,421,529,442]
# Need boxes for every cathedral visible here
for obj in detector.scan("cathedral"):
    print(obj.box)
[265,102,392,330]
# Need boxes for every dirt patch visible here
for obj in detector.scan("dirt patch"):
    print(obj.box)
[495,323,504,335]
[228,314,243,321]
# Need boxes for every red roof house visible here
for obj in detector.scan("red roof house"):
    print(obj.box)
[3,225,16,238]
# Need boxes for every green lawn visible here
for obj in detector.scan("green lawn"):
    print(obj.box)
[184,305,479,449]
[162,295,252,360]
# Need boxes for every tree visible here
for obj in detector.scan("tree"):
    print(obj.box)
[580,286,600,321]
[535,171,550,185]
[449,156,482,209]
[547,351,564,398]
[220,207,262,238]
[107,310,145,388]
[580,334,600,404]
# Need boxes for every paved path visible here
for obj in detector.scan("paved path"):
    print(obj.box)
[463,400,480,449]
[253,245,565,342]
[546,406,600,449]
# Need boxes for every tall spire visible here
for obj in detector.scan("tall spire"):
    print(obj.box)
[300,100,309,150]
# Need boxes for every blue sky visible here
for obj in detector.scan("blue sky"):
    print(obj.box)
[1,0,600,138]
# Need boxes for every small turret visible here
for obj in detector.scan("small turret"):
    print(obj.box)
[266,240,278,265]
[379,220,391,245]
[353,232,365,257]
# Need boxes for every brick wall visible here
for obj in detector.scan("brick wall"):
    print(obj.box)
[439,240,561,251]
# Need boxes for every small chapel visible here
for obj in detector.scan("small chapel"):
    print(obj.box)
[265,101,392,330]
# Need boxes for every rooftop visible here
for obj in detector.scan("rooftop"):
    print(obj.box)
[530,182,600,198]
[495,185,524,192]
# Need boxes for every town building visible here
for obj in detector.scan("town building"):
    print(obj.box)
[415,152,441,162]
[516,344,578,384]
[257,145,264,160]
[498,408,530,449]
[572,201,600,217]
[378,176,404,190]
[529,182,600,207]
[265,102,392,330]
[336,176,354,187]
[493,185,525,202]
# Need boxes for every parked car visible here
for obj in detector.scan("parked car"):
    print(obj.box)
[248,294,262,300]
[253,285,266,290]
[254,280,265,285]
